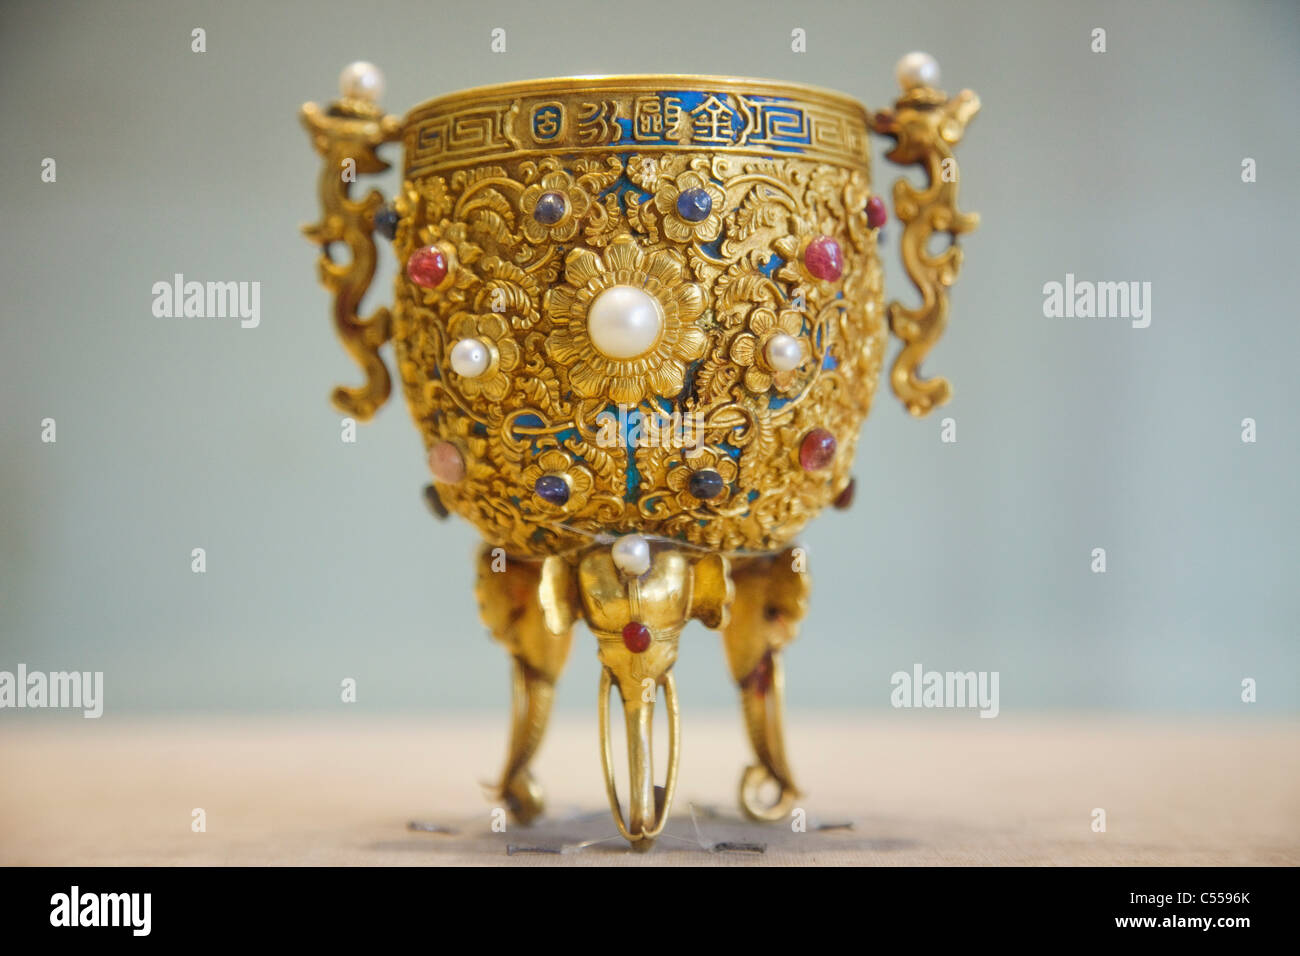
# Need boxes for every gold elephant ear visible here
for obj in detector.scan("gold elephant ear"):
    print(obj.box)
[537,555,577,635]
[689,552,734,629]
[474,547,535,646]
[768,547,812,619]
[475,549,576,641]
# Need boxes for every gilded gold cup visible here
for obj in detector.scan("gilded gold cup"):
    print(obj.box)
[301,59,979,850]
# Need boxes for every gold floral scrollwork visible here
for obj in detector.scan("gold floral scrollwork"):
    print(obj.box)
[872,86,980,417]
[301,98,402,419]
[391,142,887,557]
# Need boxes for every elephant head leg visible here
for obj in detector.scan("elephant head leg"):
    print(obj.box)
[475,548,575,825]
[577,540,732,851]
[721,547,810,822]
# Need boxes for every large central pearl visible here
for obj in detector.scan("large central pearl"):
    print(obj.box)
[586,285,664,360]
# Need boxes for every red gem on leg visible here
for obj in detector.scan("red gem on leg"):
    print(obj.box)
[803,236,843,281]
[406,245,448,288]
[799,428,837,471]
[866,196,888,229]
[750,653,774,697]
[622,622,651,653]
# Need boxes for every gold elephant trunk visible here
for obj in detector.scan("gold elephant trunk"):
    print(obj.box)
[300,58,979,850]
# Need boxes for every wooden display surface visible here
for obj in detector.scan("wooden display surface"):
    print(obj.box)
[2,714,1295,866]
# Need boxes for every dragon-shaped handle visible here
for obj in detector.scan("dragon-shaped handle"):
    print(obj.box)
[871,53,980,417]
[300,62,401,420]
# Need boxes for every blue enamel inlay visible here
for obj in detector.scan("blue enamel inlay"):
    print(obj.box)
[620,403,641,501]
[698,234,725,261]
[625,449,642,502]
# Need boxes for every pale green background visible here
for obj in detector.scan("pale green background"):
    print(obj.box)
[1,0,1297,715]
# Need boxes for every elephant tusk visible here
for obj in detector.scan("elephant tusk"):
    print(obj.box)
[496,658,553,825]
[738,652,802,821]
[599,667,680,851]
[740,764,801,822]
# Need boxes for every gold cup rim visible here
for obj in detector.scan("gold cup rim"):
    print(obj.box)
[402,73,870,123]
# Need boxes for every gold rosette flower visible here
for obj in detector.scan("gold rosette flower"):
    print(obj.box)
[654,170,725,243]
[520,163,592,243]
[728,307,807,393]
[520,448,594,513]
[544,235,707,405]
[446,312,520,401]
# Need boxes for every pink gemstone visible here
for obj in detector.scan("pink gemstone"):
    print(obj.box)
[799,428,837,471]
[427,441,465,483]
[622,622,651,653]
[406,245,448,288]
[866,196,888,229]
[803,236,843,281]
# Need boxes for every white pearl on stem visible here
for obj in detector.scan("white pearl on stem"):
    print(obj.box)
[895,51,940,92]
[449,338,491,378]
[587,285,665,360]
[339,61,385,102]
[611,534,651,577]
[765,333,805,372]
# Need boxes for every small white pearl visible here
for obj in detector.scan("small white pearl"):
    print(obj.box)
[587,285,665,360]
[449,338,490,378]
[611,534,651,577]
[765,333,804,372]
[339,61,385,102]
[895,51,940,91]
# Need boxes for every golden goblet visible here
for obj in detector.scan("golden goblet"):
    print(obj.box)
[300,58,979,851]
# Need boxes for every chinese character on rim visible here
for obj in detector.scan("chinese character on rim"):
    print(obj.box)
[689,94,736,144]
[633,95,684,142]
[531,103,564,142]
